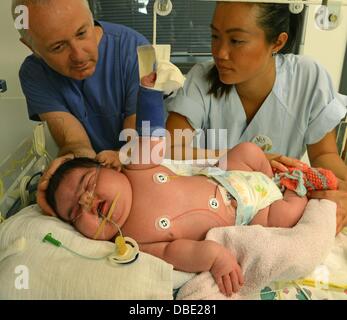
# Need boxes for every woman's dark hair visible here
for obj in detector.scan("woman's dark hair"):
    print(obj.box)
[207,3,305,98]
[46,157,100,218]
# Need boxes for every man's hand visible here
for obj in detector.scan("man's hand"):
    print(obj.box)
[96,150,122,169]
[210,245,244,297]
[36,153,75,216]
[266,153,305,172]
[63,146,96,159]
[308,189,347,234]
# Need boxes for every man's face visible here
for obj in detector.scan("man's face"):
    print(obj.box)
[27,0,100,80]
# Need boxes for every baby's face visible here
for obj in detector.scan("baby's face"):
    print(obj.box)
[54,167,132,240]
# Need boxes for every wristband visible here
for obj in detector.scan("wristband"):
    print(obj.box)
[136,86,166,137]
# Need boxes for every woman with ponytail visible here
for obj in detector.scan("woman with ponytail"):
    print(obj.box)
[165,2,347,233]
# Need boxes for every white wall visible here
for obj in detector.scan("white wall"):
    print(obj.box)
[0,0,36,163]
[303,4,347,90]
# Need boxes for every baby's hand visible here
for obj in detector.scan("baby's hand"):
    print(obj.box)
[96,150,122,170]
[210,246,244,297]
[141,71,156,88]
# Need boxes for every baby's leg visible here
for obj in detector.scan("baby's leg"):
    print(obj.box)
[251,190,308,228]
[218,142,273,177]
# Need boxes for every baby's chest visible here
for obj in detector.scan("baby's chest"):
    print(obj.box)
[122,169,233,243]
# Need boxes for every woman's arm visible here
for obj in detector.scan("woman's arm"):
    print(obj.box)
[307,130,347,181]
[166,112,228,160]
[306,129,347,233]
[308,189,347,234]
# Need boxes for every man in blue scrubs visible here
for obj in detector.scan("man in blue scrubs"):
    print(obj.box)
[13,0,149,163]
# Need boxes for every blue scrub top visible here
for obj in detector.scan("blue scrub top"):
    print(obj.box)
[19,21,149,153]
[166,54,347,159]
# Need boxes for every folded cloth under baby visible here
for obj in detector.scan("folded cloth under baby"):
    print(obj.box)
[175,199,336,300]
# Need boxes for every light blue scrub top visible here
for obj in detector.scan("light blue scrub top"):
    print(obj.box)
[166,54,347,159]
[19,21,149,153]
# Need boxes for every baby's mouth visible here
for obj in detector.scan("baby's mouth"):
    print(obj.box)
[97,201,108,216]
[97,193,121,225]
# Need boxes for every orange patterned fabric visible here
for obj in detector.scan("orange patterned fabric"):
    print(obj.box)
[275,164,338,195]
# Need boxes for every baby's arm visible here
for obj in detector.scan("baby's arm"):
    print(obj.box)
[140,239,244,296]
[96,74,165,170]
[123,83,167,170]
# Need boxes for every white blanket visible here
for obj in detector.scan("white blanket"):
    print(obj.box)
[0,205,173,300]
[176,199,336,300]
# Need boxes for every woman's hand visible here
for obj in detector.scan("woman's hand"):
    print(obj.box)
[36,153,75,216]
[266,153,305,173]
[337,179,347,191]
[308,189,347,234]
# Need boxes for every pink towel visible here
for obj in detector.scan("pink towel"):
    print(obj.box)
[176,199,336,300]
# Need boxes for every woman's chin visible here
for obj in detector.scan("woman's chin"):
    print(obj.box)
[218,74,236,85]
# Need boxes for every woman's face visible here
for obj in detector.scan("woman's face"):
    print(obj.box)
[54,167,132,240]
[211,2,274,85]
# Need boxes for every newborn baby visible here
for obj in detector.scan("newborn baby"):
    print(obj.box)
[44,85,310,297]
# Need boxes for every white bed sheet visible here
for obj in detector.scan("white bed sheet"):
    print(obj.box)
[0,205,173,300]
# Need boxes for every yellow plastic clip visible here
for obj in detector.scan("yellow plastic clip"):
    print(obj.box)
[108,236,139,265]
[115,235,128,256]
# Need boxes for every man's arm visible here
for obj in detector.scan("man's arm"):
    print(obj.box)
[39,111,96,158]
[123,113,136,131]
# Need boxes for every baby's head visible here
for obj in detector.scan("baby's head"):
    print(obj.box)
[46,157,132,240]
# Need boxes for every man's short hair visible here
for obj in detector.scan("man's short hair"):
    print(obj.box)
[11,0,91,48]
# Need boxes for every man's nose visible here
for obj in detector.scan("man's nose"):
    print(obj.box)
[69,42,86,63]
